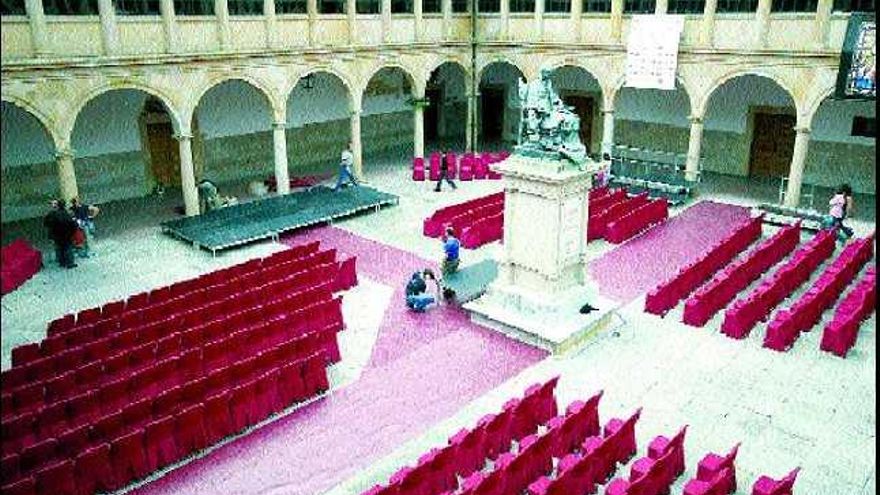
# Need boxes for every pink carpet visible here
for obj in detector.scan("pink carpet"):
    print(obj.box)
[133,227,546,495]
[589,201,752,303]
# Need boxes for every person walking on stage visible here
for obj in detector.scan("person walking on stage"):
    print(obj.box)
[334,142,359,191]
[434,151,457,192]
[44,199,79,269]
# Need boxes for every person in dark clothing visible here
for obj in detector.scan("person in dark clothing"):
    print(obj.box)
[44,199,78,269]
[405,269,438,312]
[434,151,457,192]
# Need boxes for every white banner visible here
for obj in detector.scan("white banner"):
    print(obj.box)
[625,15,685,91]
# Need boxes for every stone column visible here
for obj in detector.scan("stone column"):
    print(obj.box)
[466,91,477,152]
[97,0,120,56]
[442,0,452,40]
[381,0,392,43]
[265,0,278,49]
[755,0,771,47]
[685,116,703,181]
[610,0,623,42]
[414,101,425,159]
[534,0,544,41]
[216,0,231,50]
[308,0,318,45]
[272,122,291,194]
[55,148,79,202]
[348,0,358,43]
[414,0,423,40]
[160,0,178,53]
[699,0,717,47]
[176,133,199,216]
[570,0,583,41]
[601,109,615,156]
[655,0,667,14]
[500,0,510,39]
[350,109,364,180]
[813,0,832,49]
[24,0,49,57]
[784,127,811,208]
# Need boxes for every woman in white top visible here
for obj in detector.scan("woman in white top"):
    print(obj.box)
[828,183,854,240]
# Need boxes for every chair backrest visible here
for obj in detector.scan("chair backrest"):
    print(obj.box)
[723,442,741,468]
[667,425,688,454]
[776,467,801,493]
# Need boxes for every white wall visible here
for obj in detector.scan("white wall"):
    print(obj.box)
[196,80,273,138]
[72,90,148,158]
[616,84,692,127]
[287,73,351,126]
[1,102,55,167]
[812,98,875,145]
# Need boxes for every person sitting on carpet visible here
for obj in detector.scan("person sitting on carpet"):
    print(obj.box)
[334,143,359,190]
[405,269,439,312]
[441,227,460,276]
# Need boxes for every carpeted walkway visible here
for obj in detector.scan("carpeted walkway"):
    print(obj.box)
[588,201,753,303]
[134,227,546,495]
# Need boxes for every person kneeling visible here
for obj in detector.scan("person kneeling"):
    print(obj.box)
[405,269,440,312]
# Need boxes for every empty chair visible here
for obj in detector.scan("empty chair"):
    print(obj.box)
[20,437,57,474]
[121,398,154,431]
[11,343,41,367]
[751,467,800,495]
[99,377,131,415]
[684,468,735,495]
[176,403,209,453]
[636,425,688,479]
[602,408,642,464]
[203,391,234,444]
[67,390,100,427]
[74,442,118,494]
[110,428,150,485]
[152,385,183,418]
[145,416,180,471]
[1,453,20,483]
[13,383,44,416]
[229,379,259,432]
[34,460,77,495]
[47,314,75,336]
[36,400,68,439]
[1,477,36,495]
[696,443,741,492]
[76,307,102,326]
[92,411,125,444]
[56,424,90,459]
[102,300,126,318]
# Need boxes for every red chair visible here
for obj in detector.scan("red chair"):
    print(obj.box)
[111,428,149,484]
[76,307,102,327]
[12,383,44,416]
[145,415,179,471]
[602,408,642,464]
[47,315,75,336]
[695,443,740,492]
[55,424,90,458]
[1,453,20,485]
[152,385,183,418]
[20,437,57,474]
[121,397,154,431]
[639,425,688,478]
[278,360,307,405]
[11,344,41,368]
[413,157,426,181]
[203,391,233,444]
[684,467,735,495]
[99,377,131,415]
[74,443,117,494]
[254,370,281,419]
[92,411,125,444]
[102,300,125,318]
[459,154,474,181]
[751,467,800,495]
[3,412,36,455]
[67,392,100,428]
[229,380,258,432]
[34,460,76,495]
[1,477,35,495]
[176,403,208,453]
[24,357,54,383]
[44,371,75,405]
[36,400,68,439]
[302,352,330,396]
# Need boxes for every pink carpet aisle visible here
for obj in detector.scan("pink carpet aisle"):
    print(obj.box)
[134,227,546,495]
[589,201,753,303]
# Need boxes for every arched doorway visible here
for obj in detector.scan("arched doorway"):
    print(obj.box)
[1,101,57,224]
[426,62,468,151]
[478,61,525,150]
[361,66,416,167]
[549,65,603,156]
[286,71,353,178]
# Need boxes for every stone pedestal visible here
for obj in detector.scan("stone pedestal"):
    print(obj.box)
[465,154,616,353]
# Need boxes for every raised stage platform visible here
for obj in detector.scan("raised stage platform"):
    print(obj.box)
[161,186,398,254]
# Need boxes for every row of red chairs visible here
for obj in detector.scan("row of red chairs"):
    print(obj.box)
[683,223,801,328]
[764,234,874,352]
[645,216,763,316]
[41,241,325,340]
[1,239,42,296]
[605,198,669,245]
[721,229,836,340]
[363,378,560,495]
[3,275,336,399]
[1,350,329,495]
[604,425,687,495]
[3,298,340,457]
[461,214,504,250]
[413,152,507,182]
[820,266,876,358]
[423,193,505,238]
[588,191,648,242]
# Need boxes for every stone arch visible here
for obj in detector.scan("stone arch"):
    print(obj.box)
[425,59,471,87]
[285,67,357,114]
[63,81,182,147]
[804,84,837,129]
[189,75,282,129]
[699,69,798,120]
[609,73,696,114]
[477,58,528,84]
[361,62,421,99]
[0,95,63,150]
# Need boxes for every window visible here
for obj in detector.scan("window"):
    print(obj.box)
[174,0,213,14]
[623,0,654,12]
[423,0,440,12]
[770,0,817,11]
[478,0,499,11]
[851,116,876,138]
[116,0,161,14]
[391,0,411,12]
[509,0,533,12]
[1,0,26,15]
[833,0,874,10]
[319,0,343,12]
[451,0,468,12]
[583,0,611,11]
[668,0,704,12]
[357,0,378,12]
[715,0,756,11]
[546,0,569,12]
[228,0,263,14]
[276,0,306,13]
[43,0,99,15]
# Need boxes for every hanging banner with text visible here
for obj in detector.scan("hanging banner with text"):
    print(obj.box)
[624,15,685,91]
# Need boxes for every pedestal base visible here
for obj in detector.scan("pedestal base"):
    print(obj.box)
[464,283,618,354]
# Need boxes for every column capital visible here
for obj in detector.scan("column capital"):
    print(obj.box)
[174,132,194,141]
[794,126,811,135]
[689,115,703,125]
[55,148,75,160]
[272,121,287,130]
[602,109,615,116]
[350,108,362,117]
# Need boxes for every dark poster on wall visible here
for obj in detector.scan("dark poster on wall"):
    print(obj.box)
[834,13,876,100]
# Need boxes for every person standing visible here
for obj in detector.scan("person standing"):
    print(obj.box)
[441,226,461,276]
[434,151,457,192]
[70,197,99,258]
[334,143,359,191]
[44,199,78,269]
[828,183,854,240]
